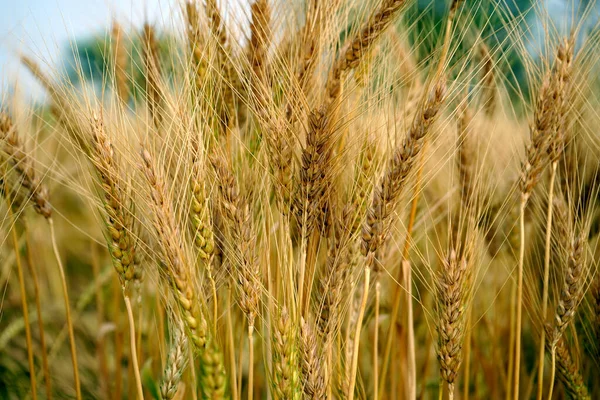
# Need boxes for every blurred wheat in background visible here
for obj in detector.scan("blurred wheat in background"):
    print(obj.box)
[1,0,600,399]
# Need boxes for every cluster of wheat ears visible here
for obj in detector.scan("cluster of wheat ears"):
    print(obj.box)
[1,0,600,398]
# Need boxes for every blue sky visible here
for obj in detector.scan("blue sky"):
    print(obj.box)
[0,0,180,97]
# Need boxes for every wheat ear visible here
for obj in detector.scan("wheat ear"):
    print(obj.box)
[90,113,144,398]
[248,0,271,105]
[189,136,218,327]
[272,307,301,399]
[141,147,229,398]
[547,227,588,400]
[479,42,496,116]
[111,22,130,106]
[436,248,471,400]
[143,24,163,129]
[537,39,573,400]
[161,323,188,400]
[211,154,260,400]
[300,317,325,399]
[326,0,408,106]
[1,112,81,399]
[515,54,567,400]
[552,337,591,400]
[90,114,140,284]
[371,79,446,399]
[140,147,207,349]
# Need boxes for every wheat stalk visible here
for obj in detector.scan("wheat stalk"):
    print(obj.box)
[516,39,573,398]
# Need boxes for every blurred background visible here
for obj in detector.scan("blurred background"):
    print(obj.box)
[0,0,599,101]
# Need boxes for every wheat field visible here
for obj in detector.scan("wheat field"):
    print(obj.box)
[1,0,600,399]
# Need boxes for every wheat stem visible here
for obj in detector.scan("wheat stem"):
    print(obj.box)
[347,264,371,400]
[125,295,144,400]
[373,280,380,400]
[91,242,111,400]
[7,205,37,400]
[49,218,81,400]
[548,348,556,400]
[537,161,557,400]
[24,223,51,399]
[514,199,526,400]
[226,286,239,400]
[378,146,426,398]
[248,324,254,400]
[404,260,416,399]
[506,271,517,400]
[463,305,473,400]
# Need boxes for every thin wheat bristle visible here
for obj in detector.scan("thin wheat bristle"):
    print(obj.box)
[21,55,89,152]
